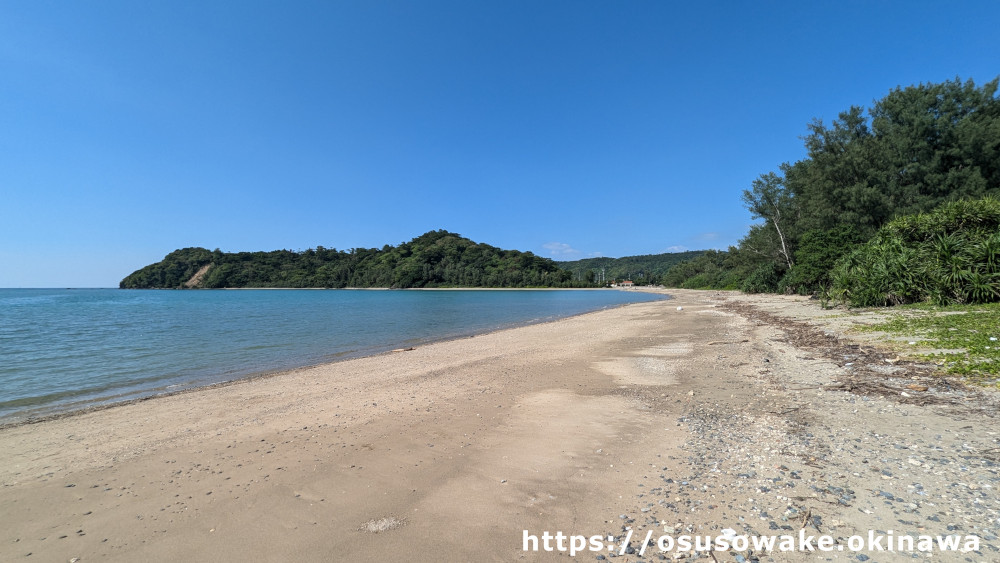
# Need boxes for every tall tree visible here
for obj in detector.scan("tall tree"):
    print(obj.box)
[742,172,796,269]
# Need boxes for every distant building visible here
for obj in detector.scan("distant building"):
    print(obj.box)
[617,280,635,288]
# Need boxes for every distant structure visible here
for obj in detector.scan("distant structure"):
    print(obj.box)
[614,280,635,288]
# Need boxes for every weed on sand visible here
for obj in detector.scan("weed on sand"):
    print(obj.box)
[856,302,1000,385]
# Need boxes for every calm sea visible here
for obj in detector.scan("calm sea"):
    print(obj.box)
[0,288,665,423]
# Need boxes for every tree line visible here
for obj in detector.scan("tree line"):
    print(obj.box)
[557,251,705,285]
[664,77,1000,304]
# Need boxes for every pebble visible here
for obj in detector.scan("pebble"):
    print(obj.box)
[594,297,1000,562]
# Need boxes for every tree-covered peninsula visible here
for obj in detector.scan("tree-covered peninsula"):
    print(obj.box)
[121,230,589,289]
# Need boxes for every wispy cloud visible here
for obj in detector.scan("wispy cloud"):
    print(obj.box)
[666,245,688,252]
[542,242,581,257]
[694,232,720,241]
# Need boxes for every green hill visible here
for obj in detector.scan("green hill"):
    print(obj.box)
[120,230,585,289]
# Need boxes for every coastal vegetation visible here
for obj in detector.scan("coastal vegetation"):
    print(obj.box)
[121,230,585,289]
[830,198,1000,306]
[663,77,1000,303]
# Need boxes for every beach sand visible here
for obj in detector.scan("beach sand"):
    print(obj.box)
[2,290,997,562]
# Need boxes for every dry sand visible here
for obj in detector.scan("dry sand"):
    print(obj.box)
[1,290,997,562]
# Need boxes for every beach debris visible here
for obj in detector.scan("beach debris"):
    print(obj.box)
[360,516,405,533]
[676,306,684,311]
[589,297,1000,562]
[391,347,416,352]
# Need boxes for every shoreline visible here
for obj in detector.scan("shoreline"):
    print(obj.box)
[3,290,996,561]
[126,286,633,290]
[0,291,668,429]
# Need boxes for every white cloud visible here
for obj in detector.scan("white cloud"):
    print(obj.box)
[542,242,581,257]
[695,232,720,241]
[666,245,688,252]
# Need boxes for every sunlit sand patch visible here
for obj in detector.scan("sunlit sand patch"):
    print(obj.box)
[593,356,679,386]
[412,389,663,527]
[360,516,405,533]
[640,343,693,357]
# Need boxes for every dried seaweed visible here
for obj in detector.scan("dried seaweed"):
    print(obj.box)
[720,301,996,415]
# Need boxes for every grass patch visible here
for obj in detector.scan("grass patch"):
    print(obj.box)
[855,302,1000,385]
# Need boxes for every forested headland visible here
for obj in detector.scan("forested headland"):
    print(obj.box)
[663,77,1000,305]
[121,231,712,290]
[120,230,587,289]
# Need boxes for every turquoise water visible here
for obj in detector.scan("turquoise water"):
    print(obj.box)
[0,288,665,422]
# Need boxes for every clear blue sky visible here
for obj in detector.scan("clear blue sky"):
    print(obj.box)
[2,1,998,287]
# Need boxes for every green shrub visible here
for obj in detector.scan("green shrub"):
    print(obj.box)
[831,197,1000,306]
[741,263,782,294]
[783,226,866,293]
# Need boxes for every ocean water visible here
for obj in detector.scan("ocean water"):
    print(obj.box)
[0,288,665,422]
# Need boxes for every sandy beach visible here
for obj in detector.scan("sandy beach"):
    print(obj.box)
[2,289,997,562]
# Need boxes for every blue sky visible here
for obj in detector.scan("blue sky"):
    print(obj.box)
[2,1,998,287]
